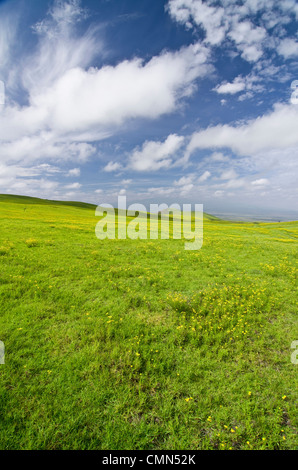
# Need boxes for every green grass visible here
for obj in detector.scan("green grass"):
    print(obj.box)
[0,195,297,450]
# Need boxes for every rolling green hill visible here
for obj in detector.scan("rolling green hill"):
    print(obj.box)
[0,193,96,210]
[0,193,221,221]
[0,194,297,450]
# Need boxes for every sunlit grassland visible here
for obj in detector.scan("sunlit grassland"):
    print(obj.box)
[0,195,297,450]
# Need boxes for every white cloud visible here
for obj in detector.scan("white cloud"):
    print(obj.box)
[22,0,101,97]
[64,191,77,198]
[26,42,210,136]
[224,178,245,189]
[208,152,230,162]
[166,0,226,46]
[0,3,19,76]
[129,134,184,171]
[121,179,132,185]
[0,162,64,199]
[228,21,266,62]
[2,177,59,198]
[148,187,175,196]
[0,1,211,174]
[277,38,298,59]
[174,174,195,186]
[167,0,298,64]
[167,1,268,61]
[0,0,297,213]
[103,161,123,172]
[214,76,246,95]
[220,169,238,180]
[0,38,211,141]
[187,103,298,157]
[179,183,194,195]
[198,170,211,182]
[67,167,81,177]
[65,182,81,189]
[251,178,269,186]
[0,136,96,164]
[183,101,298,211]
[173,174,195,195]
[214,62,286,102]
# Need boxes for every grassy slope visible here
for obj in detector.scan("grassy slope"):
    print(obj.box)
[0,194,219,221]
[0,196,297,450]
[0,193,96,210]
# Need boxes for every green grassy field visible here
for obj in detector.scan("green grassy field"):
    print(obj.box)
[0,194,297,450]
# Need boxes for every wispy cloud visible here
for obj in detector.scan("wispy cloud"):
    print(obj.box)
[0,0,297,215]
[0,0,211,174]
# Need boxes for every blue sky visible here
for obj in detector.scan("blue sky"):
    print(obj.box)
[0,0,297,219]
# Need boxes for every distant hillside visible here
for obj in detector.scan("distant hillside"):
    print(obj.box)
[0,193,221,221]
[0,194,96,210]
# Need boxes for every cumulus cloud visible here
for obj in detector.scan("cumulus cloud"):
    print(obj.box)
[1,176,59,198]
[129,134,185,171]
[228,21,266,62]
[23,41,210,137]
[166,0,226,45]
[214,190,224,198]
[166,0,296,63]
[181,100,298,212]
[148,187,175,196]
[277,38,298,59]
[173,174,195,195]
[1,0,297,213]
[0,0,211,174]
[103,161,123,172]
[65,182,81,189]
[187,103,298,157]
[220,169,238,180]
[198,170,211,182]
[67,167,81,177]
[214,70,266,101]
[0,137,96,165]
[214,76,246,95]
[121,179,132,186]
